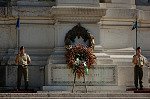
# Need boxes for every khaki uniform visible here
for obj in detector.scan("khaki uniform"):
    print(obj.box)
[15,53,31,89]
[132,55,145,89]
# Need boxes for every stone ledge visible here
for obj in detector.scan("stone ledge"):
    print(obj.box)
[104,9,137,19]
[100,3,135,9]
[51,6,106,18]
[42,86,125,92]
[50,6,106,22]
[16,1,55,7]
[0,17,55,25]
[57,0,99,7]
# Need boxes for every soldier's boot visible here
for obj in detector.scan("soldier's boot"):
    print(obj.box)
[17,82,21,90]
[139,81,143,90]
[25,81,29,90]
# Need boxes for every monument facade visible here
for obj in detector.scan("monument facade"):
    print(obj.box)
[0,0,150,91]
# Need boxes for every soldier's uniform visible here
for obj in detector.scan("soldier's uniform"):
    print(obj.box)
[15,53,31,90]
[132,55,145,89]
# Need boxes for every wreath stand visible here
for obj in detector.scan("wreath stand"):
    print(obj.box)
[72,71,87,93]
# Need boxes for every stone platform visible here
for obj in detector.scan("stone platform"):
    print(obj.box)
[42,46,144,92]
[127,88,150,93]
[0,91,150,99]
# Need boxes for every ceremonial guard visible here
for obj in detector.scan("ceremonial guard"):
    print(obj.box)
[132,47,149,90]
[15,46,31,90]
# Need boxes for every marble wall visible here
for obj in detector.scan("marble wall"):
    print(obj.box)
[19,24,55,48]
[0,25,16,49]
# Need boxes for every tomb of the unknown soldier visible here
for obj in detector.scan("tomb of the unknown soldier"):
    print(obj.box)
[0,0,150,98]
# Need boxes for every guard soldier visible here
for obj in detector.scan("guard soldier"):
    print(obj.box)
[15,46,31,90]
[132,47,149,90]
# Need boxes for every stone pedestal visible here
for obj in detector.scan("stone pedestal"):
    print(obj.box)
[43,46,149,91]
[43,46,119,91]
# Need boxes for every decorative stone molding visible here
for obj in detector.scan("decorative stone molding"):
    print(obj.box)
[100,3,136,9]
[51,6,106,22]
[16,0,55,7]
[103,9,137,19]
[12,6,52,17]
[57,0,99,7]
[0,17,54,25]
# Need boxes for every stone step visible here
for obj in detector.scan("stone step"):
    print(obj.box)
[113,62,132,66]
[49,55,65,60]
[51,47,104,56]
[50,53,110,60]
[53,47,103,52]
[50,52,110,58]
[49,58,113,64]
[104,48,135,55]
[1,93,150,98]
[96,58,113,64]
[0,96,150,99]
[43,85,124,92]
[0,97,149,99]
[51,64,116,67]
[110,55,133,65]
[105,51,134,55]
[50,59,66,64]
[29,56,49,61]
[94,53,110,58]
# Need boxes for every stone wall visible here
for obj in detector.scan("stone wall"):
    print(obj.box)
[19,24,55,48]
[0,25,16,49]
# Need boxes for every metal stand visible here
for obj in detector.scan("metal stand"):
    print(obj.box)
[83,73,87,93]
[72,72,87,93]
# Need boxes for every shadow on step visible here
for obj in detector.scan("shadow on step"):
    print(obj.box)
[0,89,37,93]
[126,88,150,93]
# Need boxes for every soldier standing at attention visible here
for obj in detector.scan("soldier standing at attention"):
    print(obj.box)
[132,47,149,90]
[15,46,31,90]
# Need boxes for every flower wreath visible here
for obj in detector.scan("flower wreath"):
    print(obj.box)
[65,44,96,78]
